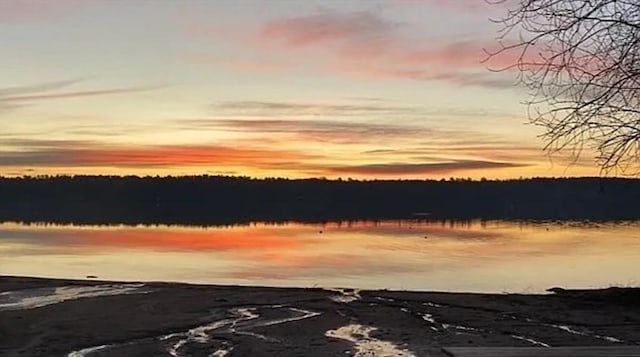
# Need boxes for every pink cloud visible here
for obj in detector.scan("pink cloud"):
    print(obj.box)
[253,11,516,87]
[428,0,494,12]
[0,0,84,23]
[392,0,503,14]
[258,11,397,48]
[183,9,518,88]
[399,41,484,66]
[332,61,515,88]
[396,40,536,71]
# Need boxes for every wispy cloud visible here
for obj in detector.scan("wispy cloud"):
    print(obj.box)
[360,144,599,169]
[184,118,422,139]
[0,81,165,104]
[332,63,515,88]
[258,11,397,47]
[177,118,499,145]
[0,79,82,97]
[343,96,388,102]
[0,140,319,170]
[391,0,499,13]
[1,138,96,149]
[212,100,512,118]
[204,9,516,88]
[327,160,527,175]
[0,79,76,112]
[214,100,415,116]
[0,0,85,24]
[0,137,557,178]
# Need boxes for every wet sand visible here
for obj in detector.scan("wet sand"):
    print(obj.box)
[1,276,639,356]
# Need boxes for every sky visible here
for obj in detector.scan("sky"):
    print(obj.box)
[0,0,602,179]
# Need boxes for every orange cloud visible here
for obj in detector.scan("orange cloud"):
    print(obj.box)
[81,146,312,167]
[0,142,319,170]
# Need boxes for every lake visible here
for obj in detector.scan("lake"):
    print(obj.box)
[1,220,638,293]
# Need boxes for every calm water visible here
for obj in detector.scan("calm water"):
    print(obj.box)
[1,220,639,293]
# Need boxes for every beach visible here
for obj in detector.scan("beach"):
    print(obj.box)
[1,276,639,356]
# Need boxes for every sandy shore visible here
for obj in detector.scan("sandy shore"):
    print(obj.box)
[1,276,639,356]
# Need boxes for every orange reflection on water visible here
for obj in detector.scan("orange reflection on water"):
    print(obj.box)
[71,227,301,252]
[1,220,639,292]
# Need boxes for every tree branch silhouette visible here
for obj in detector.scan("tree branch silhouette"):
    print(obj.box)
[487,0,640,174]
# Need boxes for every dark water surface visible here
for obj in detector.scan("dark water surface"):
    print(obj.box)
[1,220,638,293]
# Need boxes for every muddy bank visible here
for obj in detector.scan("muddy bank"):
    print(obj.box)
[1,276,639,356]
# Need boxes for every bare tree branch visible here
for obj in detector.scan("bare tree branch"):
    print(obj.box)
[488,0,640,175]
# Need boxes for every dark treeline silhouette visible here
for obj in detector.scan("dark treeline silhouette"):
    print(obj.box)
[1,175,639,225]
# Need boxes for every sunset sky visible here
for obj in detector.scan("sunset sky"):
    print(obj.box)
[0,0,601,179]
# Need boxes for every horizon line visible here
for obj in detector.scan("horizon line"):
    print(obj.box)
[0,174,635,182]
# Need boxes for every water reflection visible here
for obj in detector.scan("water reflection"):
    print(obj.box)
[1,220,639,293]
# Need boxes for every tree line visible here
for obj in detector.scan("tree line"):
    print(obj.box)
[0,175,639,225]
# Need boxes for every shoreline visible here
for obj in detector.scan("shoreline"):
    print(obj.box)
[0,273,634,294]
[1,276,640,356]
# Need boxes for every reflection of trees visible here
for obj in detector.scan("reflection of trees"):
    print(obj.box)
[0,175,638,224]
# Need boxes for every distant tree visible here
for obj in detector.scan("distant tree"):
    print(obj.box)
[488,0,640,174]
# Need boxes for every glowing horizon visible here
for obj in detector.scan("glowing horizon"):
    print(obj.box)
[0,0,605,179]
